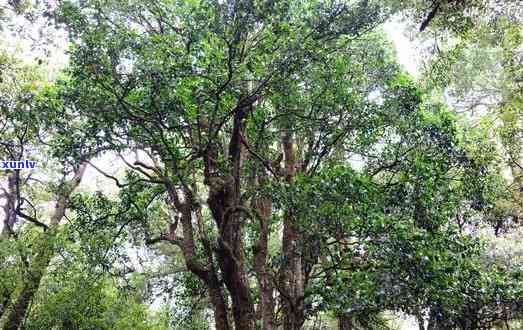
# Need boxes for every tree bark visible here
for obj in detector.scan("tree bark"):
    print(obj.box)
[0,241,52,330]
[338,314,353,330]
[213,108,255,330]
[280,130,305,330]
[426,308,438,330]
[416,311,426,330]
[166,192,232,330]
[212,184,256,330]
[207,279,230,330]
[253,192,275,330]
[181,210,232,330]
[1,173,17,236]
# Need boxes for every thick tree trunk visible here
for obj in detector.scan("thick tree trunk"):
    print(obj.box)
[214,195,255,330]
[198,206,232,330]
[217,109,255,330]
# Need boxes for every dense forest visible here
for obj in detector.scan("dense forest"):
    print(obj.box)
[0,0,522,329]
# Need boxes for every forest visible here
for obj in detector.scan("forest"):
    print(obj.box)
[0,0,522,329]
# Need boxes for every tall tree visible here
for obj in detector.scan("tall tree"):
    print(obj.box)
[51,0,522,329]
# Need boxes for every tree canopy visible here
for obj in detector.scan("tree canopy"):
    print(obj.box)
[1,0,522,329]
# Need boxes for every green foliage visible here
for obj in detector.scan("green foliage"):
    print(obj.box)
[26,274,167,330]
[1,0,521,329]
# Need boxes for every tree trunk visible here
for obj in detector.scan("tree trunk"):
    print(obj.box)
[417,317,426,330]
[215,205,255,330]
[253,192,275,330]
[426,308,438,330]
[0,246,51,330]
[0,289,11,318]
[207,277,230,330]
[338,314,353,330]
[281,217,305,330]
[217,108,255,330]
[1,173,17,236]
[176,203,232,330]
[281,131,305,330]
[1,284,36,330]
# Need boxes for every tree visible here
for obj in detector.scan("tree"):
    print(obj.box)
[418,1,522,233]
[0,49,103,328]
[48,0,523,329]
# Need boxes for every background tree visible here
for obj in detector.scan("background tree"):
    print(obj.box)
[0,48,122,328]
